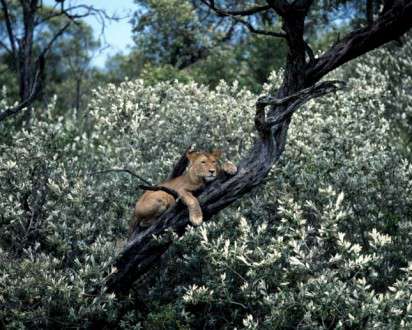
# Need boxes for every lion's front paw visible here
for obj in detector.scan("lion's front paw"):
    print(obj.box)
[189,213,203,226]
[222,161,237,175]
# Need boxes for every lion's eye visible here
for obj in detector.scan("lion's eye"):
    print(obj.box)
[212,161,217,164]
[201,161,206,164]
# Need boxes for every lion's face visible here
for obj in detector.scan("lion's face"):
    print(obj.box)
[187,150,222,182]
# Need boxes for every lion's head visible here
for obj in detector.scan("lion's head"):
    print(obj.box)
[186,149,222,182]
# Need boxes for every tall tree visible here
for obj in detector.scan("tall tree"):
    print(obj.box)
[48,22,100,114]
[107,0,412,294]
[123,0,287,89]
[0,0,109,122]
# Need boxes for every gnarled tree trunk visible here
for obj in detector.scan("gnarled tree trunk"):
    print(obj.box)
[107,0,412,294]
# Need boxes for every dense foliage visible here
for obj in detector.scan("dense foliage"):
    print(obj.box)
[1,38,412,328]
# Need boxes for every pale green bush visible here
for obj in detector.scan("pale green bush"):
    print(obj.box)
[1,44,411,328]
[130,61,412,329]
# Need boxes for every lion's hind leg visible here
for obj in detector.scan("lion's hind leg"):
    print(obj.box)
[129,191,173,236]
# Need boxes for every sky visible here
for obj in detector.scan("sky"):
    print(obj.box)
[44,0,136,68]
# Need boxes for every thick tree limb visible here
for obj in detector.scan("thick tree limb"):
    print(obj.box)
[306,0,412,84]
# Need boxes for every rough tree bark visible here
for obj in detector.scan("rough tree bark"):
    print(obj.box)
[107,0,412,294]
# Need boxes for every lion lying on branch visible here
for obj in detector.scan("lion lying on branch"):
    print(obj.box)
[129,149,237,235]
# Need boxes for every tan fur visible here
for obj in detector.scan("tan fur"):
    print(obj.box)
[129,149,237,235]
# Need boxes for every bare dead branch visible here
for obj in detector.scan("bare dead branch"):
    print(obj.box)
[35,4,117,28]
[89,168,152,186]
[258,80,346,108]
[255,80,345,135]
[264,81,346,126]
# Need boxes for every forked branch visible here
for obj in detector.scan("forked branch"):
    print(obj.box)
[200,0,286,38]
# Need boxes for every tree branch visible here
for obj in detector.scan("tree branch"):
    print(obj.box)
[366,0,374,25]
[0,57,43,122]
[200,1,271,16]
[264,80,346,126]
[38,21,71,59]
[0,40,12,55]
[231,15,286,38]
[0,0,17,59]
[200,0,286,39]
[306,0,412,84]
[88,168,152,186]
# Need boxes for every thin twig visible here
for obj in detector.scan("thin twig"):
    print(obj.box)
[89,168,152,186]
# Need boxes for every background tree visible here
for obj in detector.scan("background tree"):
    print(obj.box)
[48,22,100,114]
[0,0,109,122]
[105,0,393,91]
[104,0,287,90]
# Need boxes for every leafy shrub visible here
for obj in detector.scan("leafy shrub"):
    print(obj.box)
[1,42,411,328]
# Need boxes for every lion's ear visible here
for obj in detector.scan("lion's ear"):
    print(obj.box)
[186,150,199,161]
[211,149,223,159]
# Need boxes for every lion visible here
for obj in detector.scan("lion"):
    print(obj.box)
[129,149,237,235]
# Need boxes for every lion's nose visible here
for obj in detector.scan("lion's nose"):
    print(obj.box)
[209,169,216,174]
